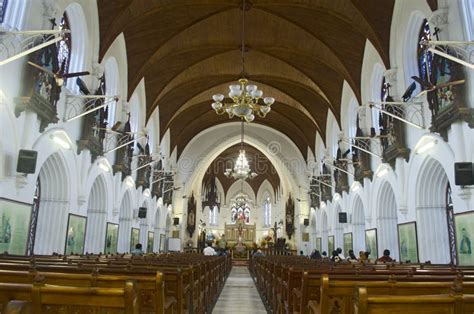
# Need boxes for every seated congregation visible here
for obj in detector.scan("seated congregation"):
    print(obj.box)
[251,250,474,314]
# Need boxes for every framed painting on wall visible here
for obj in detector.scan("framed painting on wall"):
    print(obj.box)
[302,232,309,242]
[104,223,119,254]
[455,211,474,265]
[159,234,166,252]
[365,228,378,260]
[65,214,87,255]
[130,228,140,252]
[397,222,419,263]
[328,235,335,254]
[147,231,154,253]
[316,237,322,252]
[0,198,32,255]
[343,232,353,258]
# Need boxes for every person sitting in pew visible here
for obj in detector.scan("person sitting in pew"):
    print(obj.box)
[331,250,341,262]
[377,249,394,263]
[346,249,358,262]
[131,243,144,256]
[310,249,322,260]
[322,251,330,262]
[336,247,345,259]
[203,244,216,256]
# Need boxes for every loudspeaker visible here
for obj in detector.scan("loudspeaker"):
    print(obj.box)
[338,212,347,223]
[455,162,474,186]
[303,218,309,226]
[16,149,38,174]
[138,207,147,218]
[173,218,180,225]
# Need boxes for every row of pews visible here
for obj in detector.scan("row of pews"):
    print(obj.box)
[251,255,474,313]
[0,252,231,313]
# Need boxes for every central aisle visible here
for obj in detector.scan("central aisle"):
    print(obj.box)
[212,266,267,313]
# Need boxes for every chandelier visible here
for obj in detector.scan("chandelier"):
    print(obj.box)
[224,121,257,180]
[210,0,275,123]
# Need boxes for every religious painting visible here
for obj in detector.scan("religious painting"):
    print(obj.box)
[65,214,87,255]
[455,211,474,266]
[104,223,118,254]
[130,228,140,252]
[147,231,154,253]
[343,232,353,258]
[397,222,419,263]
[302,232,309,242]
[365,228,378,260]
[159,234,166,252]
[187,193,196,237]
[285,194,295,239]
[0,198,32,255]
[328,235,335,255]
[316,237,322,252]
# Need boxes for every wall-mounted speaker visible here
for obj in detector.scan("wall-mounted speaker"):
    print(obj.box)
[338,212,347,223]
[303,218,309,226]
[138,207,147,218]
[16,149,38,174]
[455,162,474,186]
[173,218,180,225]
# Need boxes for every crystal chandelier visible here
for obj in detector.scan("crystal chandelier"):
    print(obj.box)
[224,121,257,180]
[211,0,275,123]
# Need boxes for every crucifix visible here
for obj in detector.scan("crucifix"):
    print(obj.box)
[270,220,283,241]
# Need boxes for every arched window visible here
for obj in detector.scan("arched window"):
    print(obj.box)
[230,196,250,224]
[263,195,271,227]
[27,178,41,255]
[209,205,218,226]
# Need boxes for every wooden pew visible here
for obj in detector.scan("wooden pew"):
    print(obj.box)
[0,280,139,313]
[352,286,474,314]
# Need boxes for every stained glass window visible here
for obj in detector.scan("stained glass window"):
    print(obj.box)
[230,195,250,224]
[26,178,41,255]
[418,19,433,83]
[263,195,271,227]
[209,205,218,226]
[57,12,71,84]
[0,0,7,23]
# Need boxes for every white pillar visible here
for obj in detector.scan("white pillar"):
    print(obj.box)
[118,217,131,253]
[416,206,450,263]
[34,199,69,254]
[84,210,107,253]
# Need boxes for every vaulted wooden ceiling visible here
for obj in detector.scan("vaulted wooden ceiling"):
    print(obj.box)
[98,0,394,159]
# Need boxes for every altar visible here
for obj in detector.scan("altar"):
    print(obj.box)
[224,221,256,244]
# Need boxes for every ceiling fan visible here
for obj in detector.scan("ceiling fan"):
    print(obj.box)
[410,75,465,99]
[28,59,90,87]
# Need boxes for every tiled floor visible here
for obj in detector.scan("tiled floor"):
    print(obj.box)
[212,266,267,313]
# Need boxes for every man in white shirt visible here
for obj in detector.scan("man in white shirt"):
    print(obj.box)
[203,244,216,256]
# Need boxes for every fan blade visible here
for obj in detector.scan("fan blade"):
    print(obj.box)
[411,76,433,90]
[137,142,145,153]
[27,61,56,77]
[435,79,465,90]
[64,71,90,78]
[76,77,91,95]
[413,89,430,99]
[342,148,351,158]
[402,82,416,101]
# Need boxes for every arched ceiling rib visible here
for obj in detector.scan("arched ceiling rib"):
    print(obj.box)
[97,0,394,157]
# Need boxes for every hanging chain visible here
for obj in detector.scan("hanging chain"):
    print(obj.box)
[241,0,246,76]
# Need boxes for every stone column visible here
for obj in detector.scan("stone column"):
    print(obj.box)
[117,217,131,253]
[416,205,450,263]
[84,210,107,253]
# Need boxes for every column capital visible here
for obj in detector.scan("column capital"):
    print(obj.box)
[429,9,449,29]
